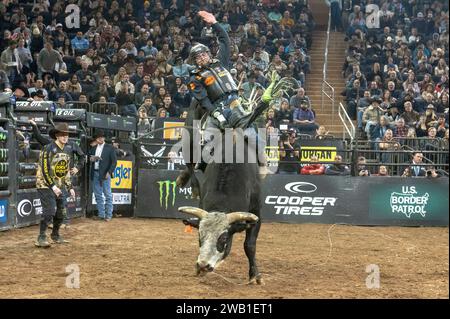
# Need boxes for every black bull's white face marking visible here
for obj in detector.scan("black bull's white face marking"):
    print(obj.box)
[197,213,231,274]
[179,207,259,275]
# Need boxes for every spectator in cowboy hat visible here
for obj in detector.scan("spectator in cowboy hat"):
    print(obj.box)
[30,89,45,101]
[89,130,117,221]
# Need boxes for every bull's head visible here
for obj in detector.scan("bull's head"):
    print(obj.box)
[179,206,259,275]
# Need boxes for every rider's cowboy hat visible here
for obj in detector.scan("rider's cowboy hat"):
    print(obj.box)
[49,122,71,140]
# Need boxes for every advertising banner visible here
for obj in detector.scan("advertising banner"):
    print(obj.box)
[67,186,83,218]
[86,112,136,131]
[260,175,363,223]
[53,109,86,121]
[15,101,54,111]
[138,140,185,170]
[15,187,84,227]
[15,112,49,124]
[15,189,42,227]
[135,169,196,219]
[152,118,186,140]
[135,171,364,223]
[0,199,9,229]
[135,170,449,226]
[111,160,133,189]
[368,178,449,226]
[298,140,345,163]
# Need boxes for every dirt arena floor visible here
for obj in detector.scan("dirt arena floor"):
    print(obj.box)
[0,217,448,299]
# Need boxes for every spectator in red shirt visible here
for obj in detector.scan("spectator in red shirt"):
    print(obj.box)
[300,155,325,175]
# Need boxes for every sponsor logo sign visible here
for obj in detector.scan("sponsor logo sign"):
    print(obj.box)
[140,144,166,166]
[163,121,184,140]
[17,197,42,218]
[0,200,7,224]
[369,182,448,222]
[111,161,133,189]
[92,193,132,205]
[265,181,337,216]
[390,186,429,218]
[157,180,192,209]
[300,146,337,162]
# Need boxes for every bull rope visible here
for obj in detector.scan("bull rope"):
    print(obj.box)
[209,223,422,286]
[317,224,421,268]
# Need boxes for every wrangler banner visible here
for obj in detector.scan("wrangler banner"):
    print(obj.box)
[111,160,133,189]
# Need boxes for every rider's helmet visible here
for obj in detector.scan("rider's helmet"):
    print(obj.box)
[189,43,210,64]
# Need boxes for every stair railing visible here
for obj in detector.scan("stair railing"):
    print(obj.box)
[338,102,355,141]
[321,3,335,126]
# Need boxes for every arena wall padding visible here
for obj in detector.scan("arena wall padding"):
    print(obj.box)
[136,169,449,227]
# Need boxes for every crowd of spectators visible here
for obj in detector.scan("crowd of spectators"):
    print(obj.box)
[0,0,318,138]
[0,0,447,177]
[342,0,449,148]
[334,0,449,171]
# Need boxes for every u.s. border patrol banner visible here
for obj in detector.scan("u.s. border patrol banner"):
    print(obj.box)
[136,170,448,226]
[368,178,449,226]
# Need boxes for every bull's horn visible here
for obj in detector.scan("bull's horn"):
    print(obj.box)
[178,206,208,219]
[226,212,259,224]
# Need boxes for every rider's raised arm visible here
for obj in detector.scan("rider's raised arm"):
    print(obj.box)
[212,22,231,70]
[198,10,231,70]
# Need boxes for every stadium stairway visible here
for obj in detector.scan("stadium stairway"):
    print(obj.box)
[306,30,349,138]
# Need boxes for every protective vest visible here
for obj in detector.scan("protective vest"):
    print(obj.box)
[36,142,72,190]
[189,60,237,104]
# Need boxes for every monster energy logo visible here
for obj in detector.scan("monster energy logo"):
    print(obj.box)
[157,180,177,209]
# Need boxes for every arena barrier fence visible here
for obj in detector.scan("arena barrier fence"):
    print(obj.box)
[0,105,448,230]
[135,170,448,227]
[0,93,136,230]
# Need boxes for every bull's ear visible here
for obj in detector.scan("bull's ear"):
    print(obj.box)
[183,218,200,229]
[229,221,257,234]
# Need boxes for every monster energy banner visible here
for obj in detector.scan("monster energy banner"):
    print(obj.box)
[135,169,194,219]
[135,170,449,226]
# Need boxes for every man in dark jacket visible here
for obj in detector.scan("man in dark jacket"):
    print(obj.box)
[402,152,427,177]
[89,130,117,221]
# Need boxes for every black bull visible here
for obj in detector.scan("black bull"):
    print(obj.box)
[177,100,267,284]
